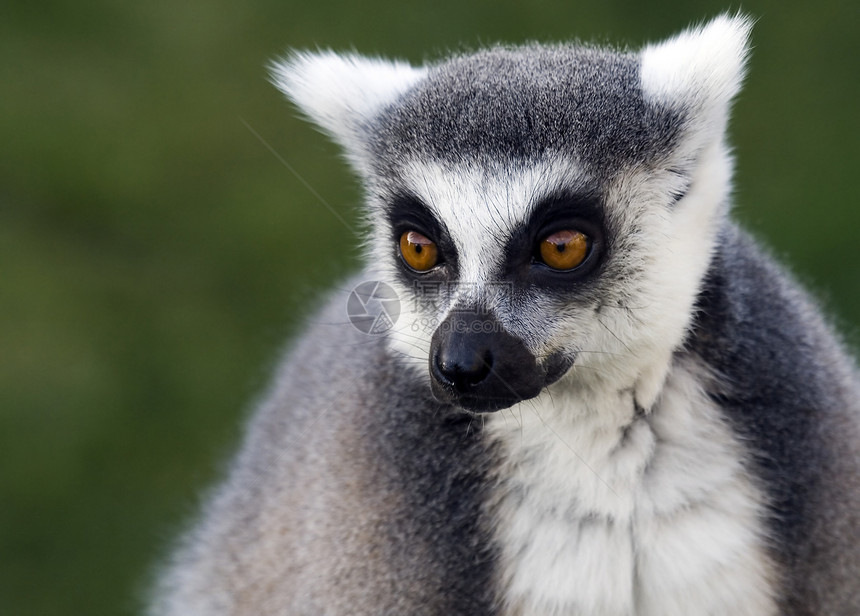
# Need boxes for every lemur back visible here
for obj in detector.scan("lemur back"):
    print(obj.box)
[151,15,860,615]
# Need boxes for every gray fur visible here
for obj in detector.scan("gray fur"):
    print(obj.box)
[151,16,860,615]
[369,46,681,175]
[151,295,499,615]
[689,225,860,613]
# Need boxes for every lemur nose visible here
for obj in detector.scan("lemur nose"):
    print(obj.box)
[433,345,493,392]
[428,309,543,412]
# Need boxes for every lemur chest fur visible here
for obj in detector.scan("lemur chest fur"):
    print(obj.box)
[484,362,777,616]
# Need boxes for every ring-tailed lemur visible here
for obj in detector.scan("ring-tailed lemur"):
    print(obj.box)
[151,15,860,615]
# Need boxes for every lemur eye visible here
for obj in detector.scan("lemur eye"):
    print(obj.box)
[538,230,589,271]
[399,230,439,271]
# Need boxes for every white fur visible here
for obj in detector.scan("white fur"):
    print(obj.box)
[469,142,773,614]
[640,14,751,111]
[641,14,751,155]
[269,51,426,167]
[486,360,777,616]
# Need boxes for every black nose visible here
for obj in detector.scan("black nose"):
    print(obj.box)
[433,344,493,392]
[428,309,544,413]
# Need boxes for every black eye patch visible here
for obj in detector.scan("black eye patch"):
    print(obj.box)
[501,189,607,285]
[384,191,459,280]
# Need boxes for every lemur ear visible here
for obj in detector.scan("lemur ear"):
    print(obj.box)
[640,14,753,150]
[269,51,427,168]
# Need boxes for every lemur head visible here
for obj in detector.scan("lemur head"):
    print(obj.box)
[272,15,751,413]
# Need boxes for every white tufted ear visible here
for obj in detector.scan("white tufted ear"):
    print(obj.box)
[269,51,427,165]
[641,14,752,149]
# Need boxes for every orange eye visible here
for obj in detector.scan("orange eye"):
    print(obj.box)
[399,230,439,271]
[538,230,589,270]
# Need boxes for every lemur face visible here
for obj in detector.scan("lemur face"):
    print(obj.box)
[272,17,750,412]
[376,160,602,412]
[382,163,606,412]
[371,155,699,413]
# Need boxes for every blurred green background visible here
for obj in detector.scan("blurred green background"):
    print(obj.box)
[1,0,858,614]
